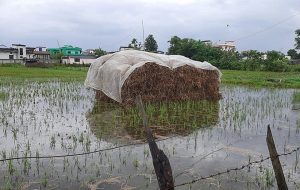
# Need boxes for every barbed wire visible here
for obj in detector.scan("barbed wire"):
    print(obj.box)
[174,145,300,187]
[1,133,299,188]
[0,135,178,162]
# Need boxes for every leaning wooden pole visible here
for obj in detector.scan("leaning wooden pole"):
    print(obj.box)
[266,125,288,190]
[135,95,174,190]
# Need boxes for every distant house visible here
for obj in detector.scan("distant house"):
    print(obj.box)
[119,46,135,51]
[214,41,236,51]
[48,45,82,56]
[0,47,18,60]
[0,44,26,63]
[33,51,50,60]
[82,49,95,55]
[35,47,47,52]
[61,55,96,65]
[26,47,35,59]
[201,40,236,51]
[201,40,213,46]
[0,44,52,64]
[11,44,27,59]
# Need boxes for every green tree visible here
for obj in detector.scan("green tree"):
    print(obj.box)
[295,29,300,49]
[50,52,64,60]
[168,36,182,55]
[167,36,199,58]
[94,48,106,58]
[144,34,158,52]
[264,51,288,71]
[287,49,298,59]
[129,38,141,49]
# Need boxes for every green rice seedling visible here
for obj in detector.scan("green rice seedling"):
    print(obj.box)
[0,92,8,101]
[41,172,48,188]
[133,158,139,168]
[7,160,14,175]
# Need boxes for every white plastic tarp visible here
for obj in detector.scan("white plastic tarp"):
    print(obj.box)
[85,50,221,103]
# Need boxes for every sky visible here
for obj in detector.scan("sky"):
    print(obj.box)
[0,0,299,53]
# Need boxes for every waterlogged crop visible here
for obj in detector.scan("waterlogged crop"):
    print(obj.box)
[0,78,299,189]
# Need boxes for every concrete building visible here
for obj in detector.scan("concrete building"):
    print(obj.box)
[119,46,135,51]
[215,41,236,51]
[61,55,96,65]
[33,51,51,60]
[0,47,18,60]
[11,44,27,59]
[48,45,82,56]
[26,47,35,59]
[35,47,47,52]
[82,49,95,55]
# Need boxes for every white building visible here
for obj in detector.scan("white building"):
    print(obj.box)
[35,47,47,52]
[0,47,18,60]
[0,44,51,64]
[26,47,35,59]
[62,55,97,65]
[11,44,27,59]
[215,41,236,51]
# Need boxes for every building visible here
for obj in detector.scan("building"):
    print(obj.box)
[48,45,82,56]
[26,47,35,59]
[11,44,27,59]
[201,40,213,46]
[0,47,18,60]
[61,55,97,65]
[0,44,27,63]
[33,51,50,60]
[119,46,135,51]
[214,41,236,51]
[82,49,95,55]
[35,47,47,52]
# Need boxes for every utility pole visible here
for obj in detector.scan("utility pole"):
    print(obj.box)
[142,20,145,51]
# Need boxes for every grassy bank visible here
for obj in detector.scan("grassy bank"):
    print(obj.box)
[0,64,299,88]
[0,64,88,84]
[221,70,300,88]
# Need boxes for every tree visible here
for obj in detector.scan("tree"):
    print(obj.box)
[263,51,288,71]
[129,38,141,49]
[287,49,298,59]
[167,36,182,55]
[295,29,300,49]
[50,52,64,60]
[144,34,158,52]
[94,48,106,58]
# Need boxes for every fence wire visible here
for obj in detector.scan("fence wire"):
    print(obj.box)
[0,135,299,188]
[0,135,178,162]
[174,145,300,187]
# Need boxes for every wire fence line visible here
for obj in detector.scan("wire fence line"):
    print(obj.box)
[174,145,300,187]
[0,135,178,162]
[0,133,299,188]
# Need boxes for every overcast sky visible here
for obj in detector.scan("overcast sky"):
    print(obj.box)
[0,0,299,53]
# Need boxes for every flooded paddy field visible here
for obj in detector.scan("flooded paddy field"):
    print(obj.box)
[0,80,299,190]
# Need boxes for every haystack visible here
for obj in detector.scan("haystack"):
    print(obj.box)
[85,50,221,105]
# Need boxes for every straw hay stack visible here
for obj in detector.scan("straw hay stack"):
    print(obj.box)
[86,50,221,105]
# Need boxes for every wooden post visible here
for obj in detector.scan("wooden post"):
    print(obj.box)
[135,95,174,190]
[266,125,288,190]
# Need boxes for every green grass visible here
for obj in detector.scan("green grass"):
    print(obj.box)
[0,64,299,88]
[0,64,88,84]
[293,91,300,103]
[221,70,300,88]
[0,92,8,101]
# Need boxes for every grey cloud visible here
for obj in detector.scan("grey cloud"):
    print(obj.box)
[0,0,299,53]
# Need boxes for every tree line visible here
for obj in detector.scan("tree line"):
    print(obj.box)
[93,29,300,72]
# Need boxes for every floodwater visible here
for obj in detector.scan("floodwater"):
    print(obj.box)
[0,80,299,190]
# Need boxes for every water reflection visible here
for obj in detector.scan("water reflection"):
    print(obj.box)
[88,100,220,143]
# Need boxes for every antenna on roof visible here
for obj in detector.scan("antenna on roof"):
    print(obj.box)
[57,40,61,48]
